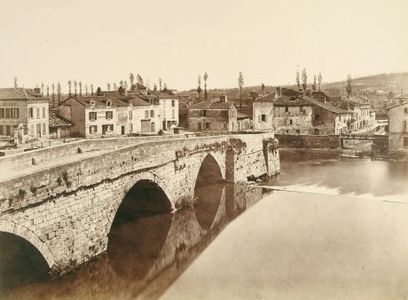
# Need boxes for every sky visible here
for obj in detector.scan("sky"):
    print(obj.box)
[1,0,407,92]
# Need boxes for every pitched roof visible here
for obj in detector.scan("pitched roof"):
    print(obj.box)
[0,88,48,101]
[274,95,313,106]
[60,95,129,108]
[386,101,408,110]
[254,92,276,102]
[237,112,250,119]
[49,111,73,127]
[189,100,235,110]
[304,96,351,114]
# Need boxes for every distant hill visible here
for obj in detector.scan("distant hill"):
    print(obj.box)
[320,72,408,96]
[177,72,408,99]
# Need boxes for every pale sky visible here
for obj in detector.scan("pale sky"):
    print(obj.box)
[1,0,407,92]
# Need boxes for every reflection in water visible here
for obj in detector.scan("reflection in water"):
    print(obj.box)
[0,233,49,296]
[3,183,264,300]
[108,179,173,280]
[194,184,223,230]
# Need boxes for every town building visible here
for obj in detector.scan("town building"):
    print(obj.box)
[159,94,179,130]
[273,94,352,135]
[187,96,238,132]
[387,101,408,152]
[0,88,49,140]
[57,94,130,138]
[48,111,72,139]
[252,92,275,131]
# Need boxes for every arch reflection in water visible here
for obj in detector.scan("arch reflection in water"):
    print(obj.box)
[194,154,225,230]
[108,180,173,280]
[0,232,49,295]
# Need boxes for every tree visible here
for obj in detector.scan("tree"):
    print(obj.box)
[197,74,202,100]
[113,83,117,91]
[68,81,72,96]
[46,85,49,97]
[107,83,111,91]
[96,87,102,96]
[238,72,244,108]
[90,84,94,96]
[318,72,322,91]
[14,76,18,88]
[41,83,45,95]
[74,81,77,95]
[203,72,208,100]
[312,75,317,91]
[261,83,265,93]
[57,83,61,104]
[129,73,134,87]
[301,68,307,91]
[159,78,163,92]
[52,83,55,104]
[79,81,82,96]
[85,84,88,96]
[346,74,352,97]
[296,71,301,90]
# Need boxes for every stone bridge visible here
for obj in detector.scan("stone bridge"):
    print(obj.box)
[0,133,279,276]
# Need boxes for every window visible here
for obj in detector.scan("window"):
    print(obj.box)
[0,126,3,135]
[151,122,155,132]
[42,107,45,119]
[172,109,175,119]
[404,137,408,148]
[89,125,97,134]
[405,108,408,113]
[106,111,113,120]
[0,108,4,118]
[206,122,210,129]
[29,107,34,118]
[403,121,407,133]
[145,110,149,119]
[42,123,46,135]
[201,110,207,116]
[90,101,96,107]
[89,112,97,121]
[36,107,40,119]
[150,110,154,118]
[129,110,133,120]
[289,119,293,125]
[5,125,10,136]
[31,124,34,136]
[171,100,175,107]
[106,100,112,107]
[11,108,19,119]
[5,108,10,118]
[130,123,133,132]
[261,114,266,122]
[285,106,289,112]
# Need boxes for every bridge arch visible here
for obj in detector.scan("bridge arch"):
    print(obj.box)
[107,171,175,234]
[193,153,225,189]
[0,219,55,269]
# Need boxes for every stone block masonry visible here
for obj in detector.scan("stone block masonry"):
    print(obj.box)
[0,133,280,275]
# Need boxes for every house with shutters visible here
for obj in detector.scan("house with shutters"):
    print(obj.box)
[57,94,130,138]
[0,87,49,139]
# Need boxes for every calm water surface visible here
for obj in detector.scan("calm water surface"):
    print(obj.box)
[2,156,408,300]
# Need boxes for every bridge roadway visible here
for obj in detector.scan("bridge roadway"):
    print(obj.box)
[0,133,280,275]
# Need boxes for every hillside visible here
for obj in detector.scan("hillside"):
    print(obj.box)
[177,72,408,99]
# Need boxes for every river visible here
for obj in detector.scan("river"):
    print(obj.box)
[2,155,408,300]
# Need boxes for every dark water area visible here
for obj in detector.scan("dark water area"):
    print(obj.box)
[0,182,268,300]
